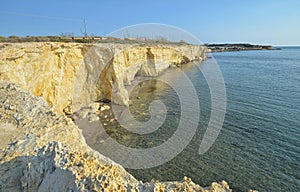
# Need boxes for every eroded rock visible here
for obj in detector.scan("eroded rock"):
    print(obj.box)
[0,83,233,192]
[0,42,206,113]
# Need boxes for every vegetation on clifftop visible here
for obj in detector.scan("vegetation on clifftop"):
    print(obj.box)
[0,35,191,46]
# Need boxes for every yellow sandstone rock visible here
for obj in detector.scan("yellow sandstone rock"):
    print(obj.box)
[0,43,235,191]
[0,42,206,113]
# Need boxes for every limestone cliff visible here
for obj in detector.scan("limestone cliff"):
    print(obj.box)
[0,42,206,114]
[0,83,232,191]
[0,42,235,191]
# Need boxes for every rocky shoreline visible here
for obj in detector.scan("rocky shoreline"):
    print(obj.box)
[0,42,251,191]
[0,83,233,191]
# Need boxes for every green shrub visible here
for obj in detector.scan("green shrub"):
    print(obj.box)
[8,35,19,39]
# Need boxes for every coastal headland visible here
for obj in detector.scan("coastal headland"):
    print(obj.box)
[0,41,234,191]
[0,40,265,191]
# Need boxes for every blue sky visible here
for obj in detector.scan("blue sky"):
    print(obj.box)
[1,0,300,45]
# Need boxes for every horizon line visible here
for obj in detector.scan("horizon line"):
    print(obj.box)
[0,35,299,46]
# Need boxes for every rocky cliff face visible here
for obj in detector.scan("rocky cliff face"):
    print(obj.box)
[0,83,232,191]
[0,42,206,114]
[0,82,137,191]
[0,43,234,191]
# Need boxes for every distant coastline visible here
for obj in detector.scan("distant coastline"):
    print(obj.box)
[0,36,281,53]
[205,43,280,52]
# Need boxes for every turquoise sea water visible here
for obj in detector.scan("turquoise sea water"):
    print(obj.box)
[86,47,300,191]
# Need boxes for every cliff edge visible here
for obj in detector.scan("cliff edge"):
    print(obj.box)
[0,42,206,114]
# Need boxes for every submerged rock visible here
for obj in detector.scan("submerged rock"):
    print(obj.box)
[88,113,100,122]
[100,104,111,111]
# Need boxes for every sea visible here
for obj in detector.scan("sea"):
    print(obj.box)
[84,47,300,191]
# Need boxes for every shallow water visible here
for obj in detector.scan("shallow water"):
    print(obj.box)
[83,47,300,191]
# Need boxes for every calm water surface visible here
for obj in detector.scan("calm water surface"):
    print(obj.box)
[85,47,300,191]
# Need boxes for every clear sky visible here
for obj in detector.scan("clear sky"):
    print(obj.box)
[1,0,300,45]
